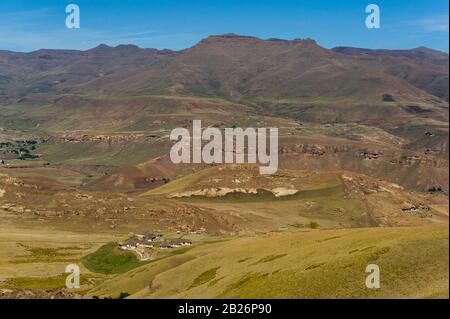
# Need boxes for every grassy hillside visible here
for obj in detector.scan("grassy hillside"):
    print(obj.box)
[87,225,449,299]
[141,166,442,231]
[86,226,449,298]
[143,166,217,196]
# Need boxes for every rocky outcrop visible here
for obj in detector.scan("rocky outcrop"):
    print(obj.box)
[58,133,154,143]
[280,144,350,156]
[168,187,298,198]
[271,187,299,197]
[0,288,80,299]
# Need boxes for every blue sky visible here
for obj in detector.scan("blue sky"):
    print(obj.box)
[0,0,448,52]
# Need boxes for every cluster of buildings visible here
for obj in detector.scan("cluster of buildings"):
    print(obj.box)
[119,232,192,251]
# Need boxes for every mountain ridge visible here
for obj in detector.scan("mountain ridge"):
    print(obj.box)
[2,33,448,54]
[0,34,447,105]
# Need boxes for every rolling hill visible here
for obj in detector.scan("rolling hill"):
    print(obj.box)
[87,225,449,299]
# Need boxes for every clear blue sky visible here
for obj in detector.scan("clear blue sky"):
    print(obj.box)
[0,0,448,52]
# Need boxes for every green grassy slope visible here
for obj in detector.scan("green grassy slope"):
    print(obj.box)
[82,243,149,275]
[87,225,449,299]
[142,167,217,196]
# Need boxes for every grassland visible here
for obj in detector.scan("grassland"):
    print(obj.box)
[2,273,101,290]
[0,213,121,287]
[86,225,449,299]
[1,161,447,299]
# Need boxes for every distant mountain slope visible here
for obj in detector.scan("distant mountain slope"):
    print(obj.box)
[0,45,174,103]
[332,46,449,101]
[89,34,447,104]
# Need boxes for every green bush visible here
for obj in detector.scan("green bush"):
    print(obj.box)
[82,242,147,274]
[309,221,320,229]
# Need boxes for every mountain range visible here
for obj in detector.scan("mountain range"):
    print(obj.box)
[1,34,448,103]
[0,34,448,191]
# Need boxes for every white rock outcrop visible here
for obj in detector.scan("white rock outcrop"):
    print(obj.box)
[168,187,298,198]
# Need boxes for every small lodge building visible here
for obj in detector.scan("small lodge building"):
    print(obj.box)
[159,241,173,249]
[119,238,139,250]
[172,238,192,246]
[137,240,154,248]
[159,238,192,249]
[119,236,156,250]
[120,232,192,251]
[137,232,160,242]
